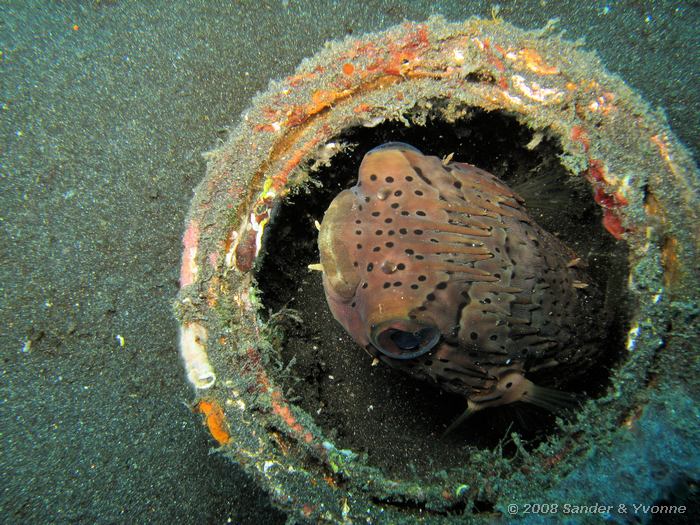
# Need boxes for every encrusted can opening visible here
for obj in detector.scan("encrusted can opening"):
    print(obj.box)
[174,16,698,523]
[257,106,630,476]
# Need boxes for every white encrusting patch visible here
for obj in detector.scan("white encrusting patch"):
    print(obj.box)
[179,322,216,389]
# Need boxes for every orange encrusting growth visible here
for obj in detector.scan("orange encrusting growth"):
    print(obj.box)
[283,88,354,128]
[353,103,372,113]
[518,48,560,75]
[196,399,232,445]
[661,236,680,288]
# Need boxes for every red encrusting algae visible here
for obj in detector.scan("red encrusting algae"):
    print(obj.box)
[571,129,630,239]
[180,221,200,287]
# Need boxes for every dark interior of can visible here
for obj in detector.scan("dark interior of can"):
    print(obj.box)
[256,106,630,478]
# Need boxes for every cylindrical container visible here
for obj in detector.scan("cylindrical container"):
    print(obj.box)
[175,17,699,524]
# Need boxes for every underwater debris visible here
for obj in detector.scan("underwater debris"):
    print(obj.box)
[174,16,699,523]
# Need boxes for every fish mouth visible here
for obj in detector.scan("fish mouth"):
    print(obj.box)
[370,319,440,360]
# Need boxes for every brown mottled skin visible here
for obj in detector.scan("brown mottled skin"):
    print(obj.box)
[318,143,604,417]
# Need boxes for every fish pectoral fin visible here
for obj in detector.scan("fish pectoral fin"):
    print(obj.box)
[520,383,580,412]
[441,399,481,438]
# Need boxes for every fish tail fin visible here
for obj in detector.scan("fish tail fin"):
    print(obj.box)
[520,382,580,412]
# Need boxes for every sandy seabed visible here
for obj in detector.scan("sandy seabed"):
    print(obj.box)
[1,1,697,523]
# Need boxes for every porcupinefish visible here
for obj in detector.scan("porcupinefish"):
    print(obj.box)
[316,142,604,430]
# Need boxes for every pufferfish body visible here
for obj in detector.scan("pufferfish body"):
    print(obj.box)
[317,142,604,423]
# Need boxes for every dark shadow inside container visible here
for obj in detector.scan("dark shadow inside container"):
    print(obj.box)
[256,105,630,478]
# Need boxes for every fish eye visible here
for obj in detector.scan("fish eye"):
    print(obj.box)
[371,321,440,360]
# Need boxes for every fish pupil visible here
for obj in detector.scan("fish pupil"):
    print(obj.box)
[389,327,437,352]
[372,322,441,360]
[391,330,421,351]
